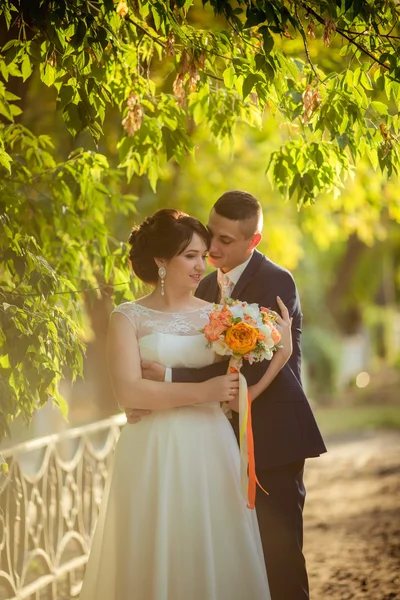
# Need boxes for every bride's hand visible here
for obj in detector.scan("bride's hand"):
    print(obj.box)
[275,296,293,360]
[229,393,239,413]
[200,373,239,403]
[247,297,293,403]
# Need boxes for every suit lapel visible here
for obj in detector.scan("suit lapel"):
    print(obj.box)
[202,271,220,303]
[231,250,264,301]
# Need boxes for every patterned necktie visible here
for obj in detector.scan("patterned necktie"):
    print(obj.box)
[218,272,232,303]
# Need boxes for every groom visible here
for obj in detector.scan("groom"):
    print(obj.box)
[129,191,327,599]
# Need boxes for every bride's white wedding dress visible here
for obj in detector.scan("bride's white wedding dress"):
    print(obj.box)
[79,302,270,600]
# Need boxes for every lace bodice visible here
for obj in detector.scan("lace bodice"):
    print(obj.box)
[113,302,214,337]
[112,301,216,369]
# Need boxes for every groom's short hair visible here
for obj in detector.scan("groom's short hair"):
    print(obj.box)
[213,191,263,238]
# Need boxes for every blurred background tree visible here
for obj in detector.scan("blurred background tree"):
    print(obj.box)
[1,0,399,442]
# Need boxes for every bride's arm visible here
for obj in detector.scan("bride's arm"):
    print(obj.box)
[248,297,293,402]
[108,313,238,410]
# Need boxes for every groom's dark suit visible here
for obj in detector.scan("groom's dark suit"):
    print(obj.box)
[172,250,327,599]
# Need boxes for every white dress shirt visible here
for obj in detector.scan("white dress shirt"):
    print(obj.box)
[217,253,253,301]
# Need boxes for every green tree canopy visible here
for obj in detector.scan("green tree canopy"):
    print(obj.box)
[1,0,399,200]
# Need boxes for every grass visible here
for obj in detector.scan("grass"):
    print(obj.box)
[313,403,400,437]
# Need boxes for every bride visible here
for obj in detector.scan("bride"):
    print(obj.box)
[79,209,292,600]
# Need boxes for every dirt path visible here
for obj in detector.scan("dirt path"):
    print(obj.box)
[304,430,400,600]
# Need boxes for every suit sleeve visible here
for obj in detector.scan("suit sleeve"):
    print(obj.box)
[284,275,302,384]
[171,360,228,383]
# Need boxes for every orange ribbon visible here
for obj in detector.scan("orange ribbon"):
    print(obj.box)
[245,389,269,508]
[229,359,268,509]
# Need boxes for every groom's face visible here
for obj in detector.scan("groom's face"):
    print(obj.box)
[207,210,260,273]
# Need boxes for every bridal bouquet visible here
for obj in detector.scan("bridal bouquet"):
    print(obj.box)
[201,300,281,509]
[202,300,281,363]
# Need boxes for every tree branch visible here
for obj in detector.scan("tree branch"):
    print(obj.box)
[204,71,224,82]
[124,15,227,82]
[125,16,166,48]
[339,29,400,40]
[294,4,319,81]
[300,2,390,71]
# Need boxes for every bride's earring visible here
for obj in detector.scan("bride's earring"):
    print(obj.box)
[158,266,166,296]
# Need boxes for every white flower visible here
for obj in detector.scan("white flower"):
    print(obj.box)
[259,324,272,338]
[258,340,275,356]
[265,338,276,350]
[212,338,231,356]
[229,303,245,319]
[243,303,260,321]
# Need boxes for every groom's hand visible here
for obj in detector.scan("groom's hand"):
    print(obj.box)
[125,361,166,424]
[141,360,166,381]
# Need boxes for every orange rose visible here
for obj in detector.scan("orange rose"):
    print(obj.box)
[225,322,259,355]
[210,308,231,328]
[204,320,227,342]
[271,326,281,344]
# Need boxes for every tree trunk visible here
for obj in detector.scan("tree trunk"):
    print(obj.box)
[326,234,367,334]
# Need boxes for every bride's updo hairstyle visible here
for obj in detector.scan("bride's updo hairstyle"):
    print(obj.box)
[128,209,210,284]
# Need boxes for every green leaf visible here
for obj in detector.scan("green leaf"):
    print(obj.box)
[5,91,20,101]
[192,99,206,125]
[223,66,235,89]
[147,160,158,192]
[337,133,349,150]
[88,120,103,141]
[70,21,87,49]
[366,146,379,170]
[0,59,9,81]
[259,26,274,56]
[57,84,75,110]
[255,53,266,71]
[21,54,33,82]
[360,70,373,90]
[371,101,388,115]
[151,6,162,30]
[1,40,19,53]
[376,75,385,92]
[41,63,56,87]
[0,97,13,121]
[54,393,69,419]
[244,9,266,29]
[76,51,89,72]
[90,40,103,63]
[10,103,22,116]
[234,74,244,95]
[345,70,353,87]
[63,102,82,136]
[104,256,114,283]
[162,127,175,161]
[1,4,13,29]
[0,148,12,173]
[263,59,275,80]
[242,73,259,99]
